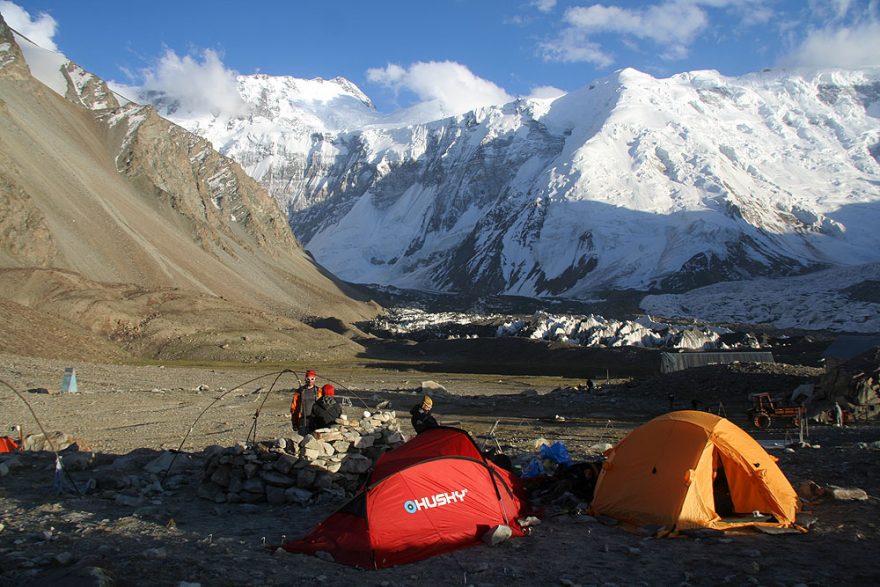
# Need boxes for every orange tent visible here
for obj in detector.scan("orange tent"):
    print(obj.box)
[591,410,800,532]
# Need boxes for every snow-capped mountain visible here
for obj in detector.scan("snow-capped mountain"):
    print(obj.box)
[142,67,880,299]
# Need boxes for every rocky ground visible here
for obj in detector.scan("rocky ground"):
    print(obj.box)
[1,350,879,586]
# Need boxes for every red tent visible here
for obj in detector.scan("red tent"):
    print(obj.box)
[0,436,18,453]
[283,427,528,568]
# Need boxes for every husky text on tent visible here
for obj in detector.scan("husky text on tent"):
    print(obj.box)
[404,489,468,513]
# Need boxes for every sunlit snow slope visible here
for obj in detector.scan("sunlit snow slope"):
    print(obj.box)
[144,67,880,299]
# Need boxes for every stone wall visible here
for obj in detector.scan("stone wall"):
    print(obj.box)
[198,410,405,504]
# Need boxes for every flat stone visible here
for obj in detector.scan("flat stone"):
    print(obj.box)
[316,429,343,442]
[210,465,232,487]
[354,435,375,449]
[301,435,322,451]
[266,485,286,505]
[314,473,333,490]
[827,485,869,501]
[144,451,188,475]
[297,468,317,487]
[285,486,313,504]
[332,440,351,454]
[340,454,372,474]
[384,432,404,444]
[273,454,299,474]
[61,452,95,471]
[242,478,265,494]
[261,471,295,487]
[114,494,145,507]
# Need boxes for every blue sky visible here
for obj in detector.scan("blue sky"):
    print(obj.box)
[3,0,879,114]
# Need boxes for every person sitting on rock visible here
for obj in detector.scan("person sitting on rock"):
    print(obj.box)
[290,369,320,434]
[410,395,439,434]
[309,384,342,431]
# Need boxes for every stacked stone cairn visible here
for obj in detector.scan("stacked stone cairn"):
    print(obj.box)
[198,410,405,505]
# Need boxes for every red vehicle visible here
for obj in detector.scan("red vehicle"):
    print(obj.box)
[747,393,804,429]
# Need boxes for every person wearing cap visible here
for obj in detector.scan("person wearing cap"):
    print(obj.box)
[290,369,320,433]
[410,395,439,434]
[309,384,342,431]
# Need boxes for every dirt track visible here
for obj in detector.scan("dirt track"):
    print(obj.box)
[1,352,879,586]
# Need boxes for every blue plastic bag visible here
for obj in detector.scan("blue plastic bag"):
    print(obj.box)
[539,441,571,466]
[521,457,545,478]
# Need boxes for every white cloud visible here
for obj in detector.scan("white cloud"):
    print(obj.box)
[544,0,708,64]
[0,1,58,51]
[531,0,558,12]
[778,20,880,69]
[808,0,855,21]
[527,85,567,100]
[539,0,766,66]
[538,27,613,66]
[366,61,513,116]
[122,48,247,118]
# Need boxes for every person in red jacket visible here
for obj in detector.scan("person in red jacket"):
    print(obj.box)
[290,369,320,434]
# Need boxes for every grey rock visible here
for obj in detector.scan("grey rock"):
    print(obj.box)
[315,551,335,562]
[482,524,512,546]
[210,465,232,487]
[54,551,74,566]
[332,440,351,454]
[261,471,295,487]
[285,486,313,504]
[60,451,95,471]
[354,435,375,449]
[266,485,286,505]
[340,454,372,474]
[144,451,188,475]
[827,485,869,501]
[197,482,227,503]
[273,454,299,474]
[143,547,167,560]
[114,493,145,507]
[313,473,333,490]
[421,381,448,395]
[297,468,317,487]
[242,478,265,494]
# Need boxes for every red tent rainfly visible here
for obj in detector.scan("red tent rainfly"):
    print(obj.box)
[283,427,529,568]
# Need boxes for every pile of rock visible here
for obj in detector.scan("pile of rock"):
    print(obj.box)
[198,410,406,505]
[819,346,880,421]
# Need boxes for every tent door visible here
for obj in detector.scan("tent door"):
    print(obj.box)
[712,453,735,518]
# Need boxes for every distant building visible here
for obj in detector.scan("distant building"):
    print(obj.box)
[822,336,880,369]
[660,351,775,374]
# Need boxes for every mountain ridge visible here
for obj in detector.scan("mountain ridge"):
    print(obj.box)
[128,64,880,299]
[1,15,378,361]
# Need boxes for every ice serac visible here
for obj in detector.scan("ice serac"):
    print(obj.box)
[154,64,880,298]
